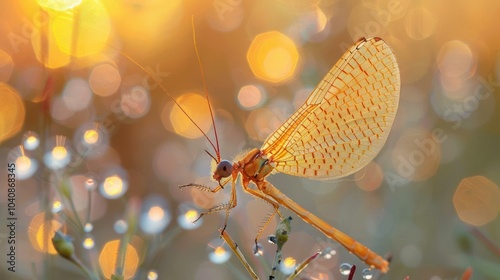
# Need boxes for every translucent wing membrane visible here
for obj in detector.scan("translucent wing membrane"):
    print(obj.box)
[261,37,400,179]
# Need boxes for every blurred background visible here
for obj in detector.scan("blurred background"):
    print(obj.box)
[0,0,499,279]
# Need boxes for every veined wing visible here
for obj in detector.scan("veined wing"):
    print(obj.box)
[261,37,400,179]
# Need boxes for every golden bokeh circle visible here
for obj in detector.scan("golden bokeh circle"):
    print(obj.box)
[453,176,500,226]
[0,83,25,143]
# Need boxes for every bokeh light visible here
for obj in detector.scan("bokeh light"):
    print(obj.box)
[237,84,265,110]
[391,128,442,181]
[453,176,500,226]
[140,195,171,234]
[31,25,71,68]
[62,78,93,111]
[147,270,158,280]
[28,212,65,254]
[0,49,14,82]
[44,137,72,170]
[177,203,202,230]
[99,240,139,280]
[247,31,300,83]
[114,219,128,234]
[38,0,82,11]
[162,93,213,139]
[51,200,63,214]
[23,131,40,150]
[82,237,95,249]
[120,86,151,119]
[437,40,475,79]
[0,83,25,143]
[100,174,127,199]
[89,63,121,97]
[280,257,296,275]
[404,7,436,40]
[208,244,231,264]
[51,0,111,57]
[354,161,384,191]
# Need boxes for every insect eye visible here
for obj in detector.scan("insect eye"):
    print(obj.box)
[216,160,232,178]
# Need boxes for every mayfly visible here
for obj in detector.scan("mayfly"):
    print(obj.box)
[123,26,399,272]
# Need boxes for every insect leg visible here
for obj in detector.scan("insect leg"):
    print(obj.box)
[241,179,284,254]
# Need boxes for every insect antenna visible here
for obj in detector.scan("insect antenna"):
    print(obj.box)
[191,16,221,163]
[114,46,219,161]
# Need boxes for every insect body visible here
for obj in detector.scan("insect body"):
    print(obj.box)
[183,36,400,273]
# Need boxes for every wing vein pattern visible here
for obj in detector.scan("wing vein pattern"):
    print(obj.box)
[261,37,400,180]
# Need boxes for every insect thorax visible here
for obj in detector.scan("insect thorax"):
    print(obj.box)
[240,148,274,181]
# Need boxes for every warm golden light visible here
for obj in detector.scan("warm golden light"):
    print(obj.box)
[283,257,296,268]
[51,0,111,57]
[184,210,198,223]
[99,240,139,280]
[0,49,14,83]
[84,129,99,144]
[103,175,124,197]
[15,156,32,173]
[148,206,165,222]
[247,31,300,83]
[38,0,82,11]
[453,176,500,226]
[31,26,71,68]
[0,83,25,143]
[164,93,212,139]
[82,237,95,249]
[26,135,38,146]
[52,146,68,160]
[52,201,63,213]
[214,246,226,256]
[29,212,64,254]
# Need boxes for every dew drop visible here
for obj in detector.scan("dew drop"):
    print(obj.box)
[339,263,352,275]
[114,219,128,234]
[322,247,336,259]
[362,268,373,279]
[253,243,264,256]
[267,235,277,244]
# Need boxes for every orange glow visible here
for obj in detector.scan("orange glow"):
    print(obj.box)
[0,83,25,143]
[84,129,99,144]
[51,0,110,57]
[163,93,212,139]
[31,23,72,68]
[437,41,475,78]
[247,31,300,83]
[51,146,68,160]
[15,156,31,173]
[0,49,14,82]
[102,175,124,197]
[28,212,64,254]
[453,176,500,226]
[283,257,296,268]
[99,240,139,280]
[148,206,165,222]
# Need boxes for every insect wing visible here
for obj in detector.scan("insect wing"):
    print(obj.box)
[261,37,400,179]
